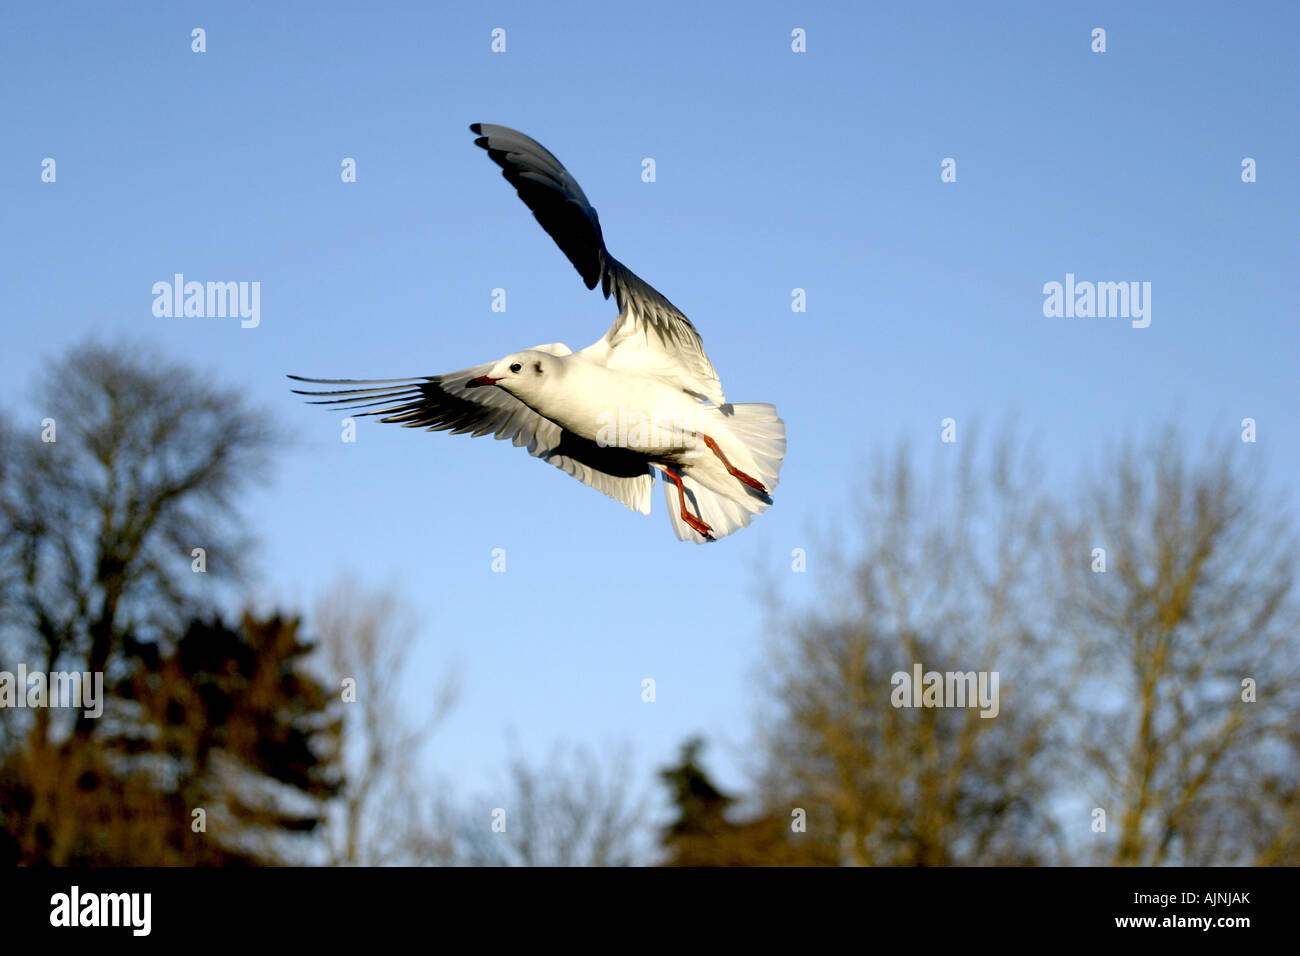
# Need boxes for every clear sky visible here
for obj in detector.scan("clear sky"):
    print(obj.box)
[3,2,1297,823]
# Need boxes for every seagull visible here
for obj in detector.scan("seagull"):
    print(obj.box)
[291,124,785,542]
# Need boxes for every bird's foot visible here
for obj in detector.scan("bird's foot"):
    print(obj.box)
[684,513,715,541]
[700,433,767,494]
[659,465,716,541]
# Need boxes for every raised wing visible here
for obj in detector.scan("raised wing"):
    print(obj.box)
[289,357,654,514]
[470,123,725,404]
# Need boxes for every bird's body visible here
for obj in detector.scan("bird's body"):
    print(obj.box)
[502,348,698,459]
[292,124,785,542]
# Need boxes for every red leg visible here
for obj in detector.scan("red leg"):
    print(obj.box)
[659,467,714,540]
[699,433,766,493]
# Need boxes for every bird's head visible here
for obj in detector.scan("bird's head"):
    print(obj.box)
[466,349,562,402]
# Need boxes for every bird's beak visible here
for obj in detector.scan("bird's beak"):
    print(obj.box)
[466,376,501,388]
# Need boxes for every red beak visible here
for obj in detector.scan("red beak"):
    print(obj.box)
[466,376,501,388]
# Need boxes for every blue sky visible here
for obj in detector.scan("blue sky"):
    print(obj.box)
[3,1,1297,828]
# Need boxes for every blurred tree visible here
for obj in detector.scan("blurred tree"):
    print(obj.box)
[313,579,457,865]
[1,613,342,864]
[0,340,345,865]
[659,737,835,866]
[1058,431,1300,865]
[436,741,647,866]
[661,737,733,842]
[753,426,1300,867]
[0,341,274,743]
[753,430,1070,865]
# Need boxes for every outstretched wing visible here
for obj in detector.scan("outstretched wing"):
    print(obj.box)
[289,360,655,514]
[470,123,725,404]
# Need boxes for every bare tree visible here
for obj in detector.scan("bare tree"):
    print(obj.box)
[313,579,457,865]
[1058,430,1300,865]
[753,424,1300,868]
[0,340,275,743]
[0,340,350,865]
[754,427,1077,865]
[438,741,649,866]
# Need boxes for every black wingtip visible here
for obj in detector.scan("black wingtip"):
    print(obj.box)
[469,122,483,134]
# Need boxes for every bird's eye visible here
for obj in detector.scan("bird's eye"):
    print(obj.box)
[509,362,522,373]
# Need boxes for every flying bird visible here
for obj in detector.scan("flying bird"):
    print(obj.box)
[291,124,785,542]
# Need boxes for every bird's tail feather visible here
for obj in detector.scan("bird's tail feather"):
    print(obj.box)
[661,403,786,544]
[714,402,786,495]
